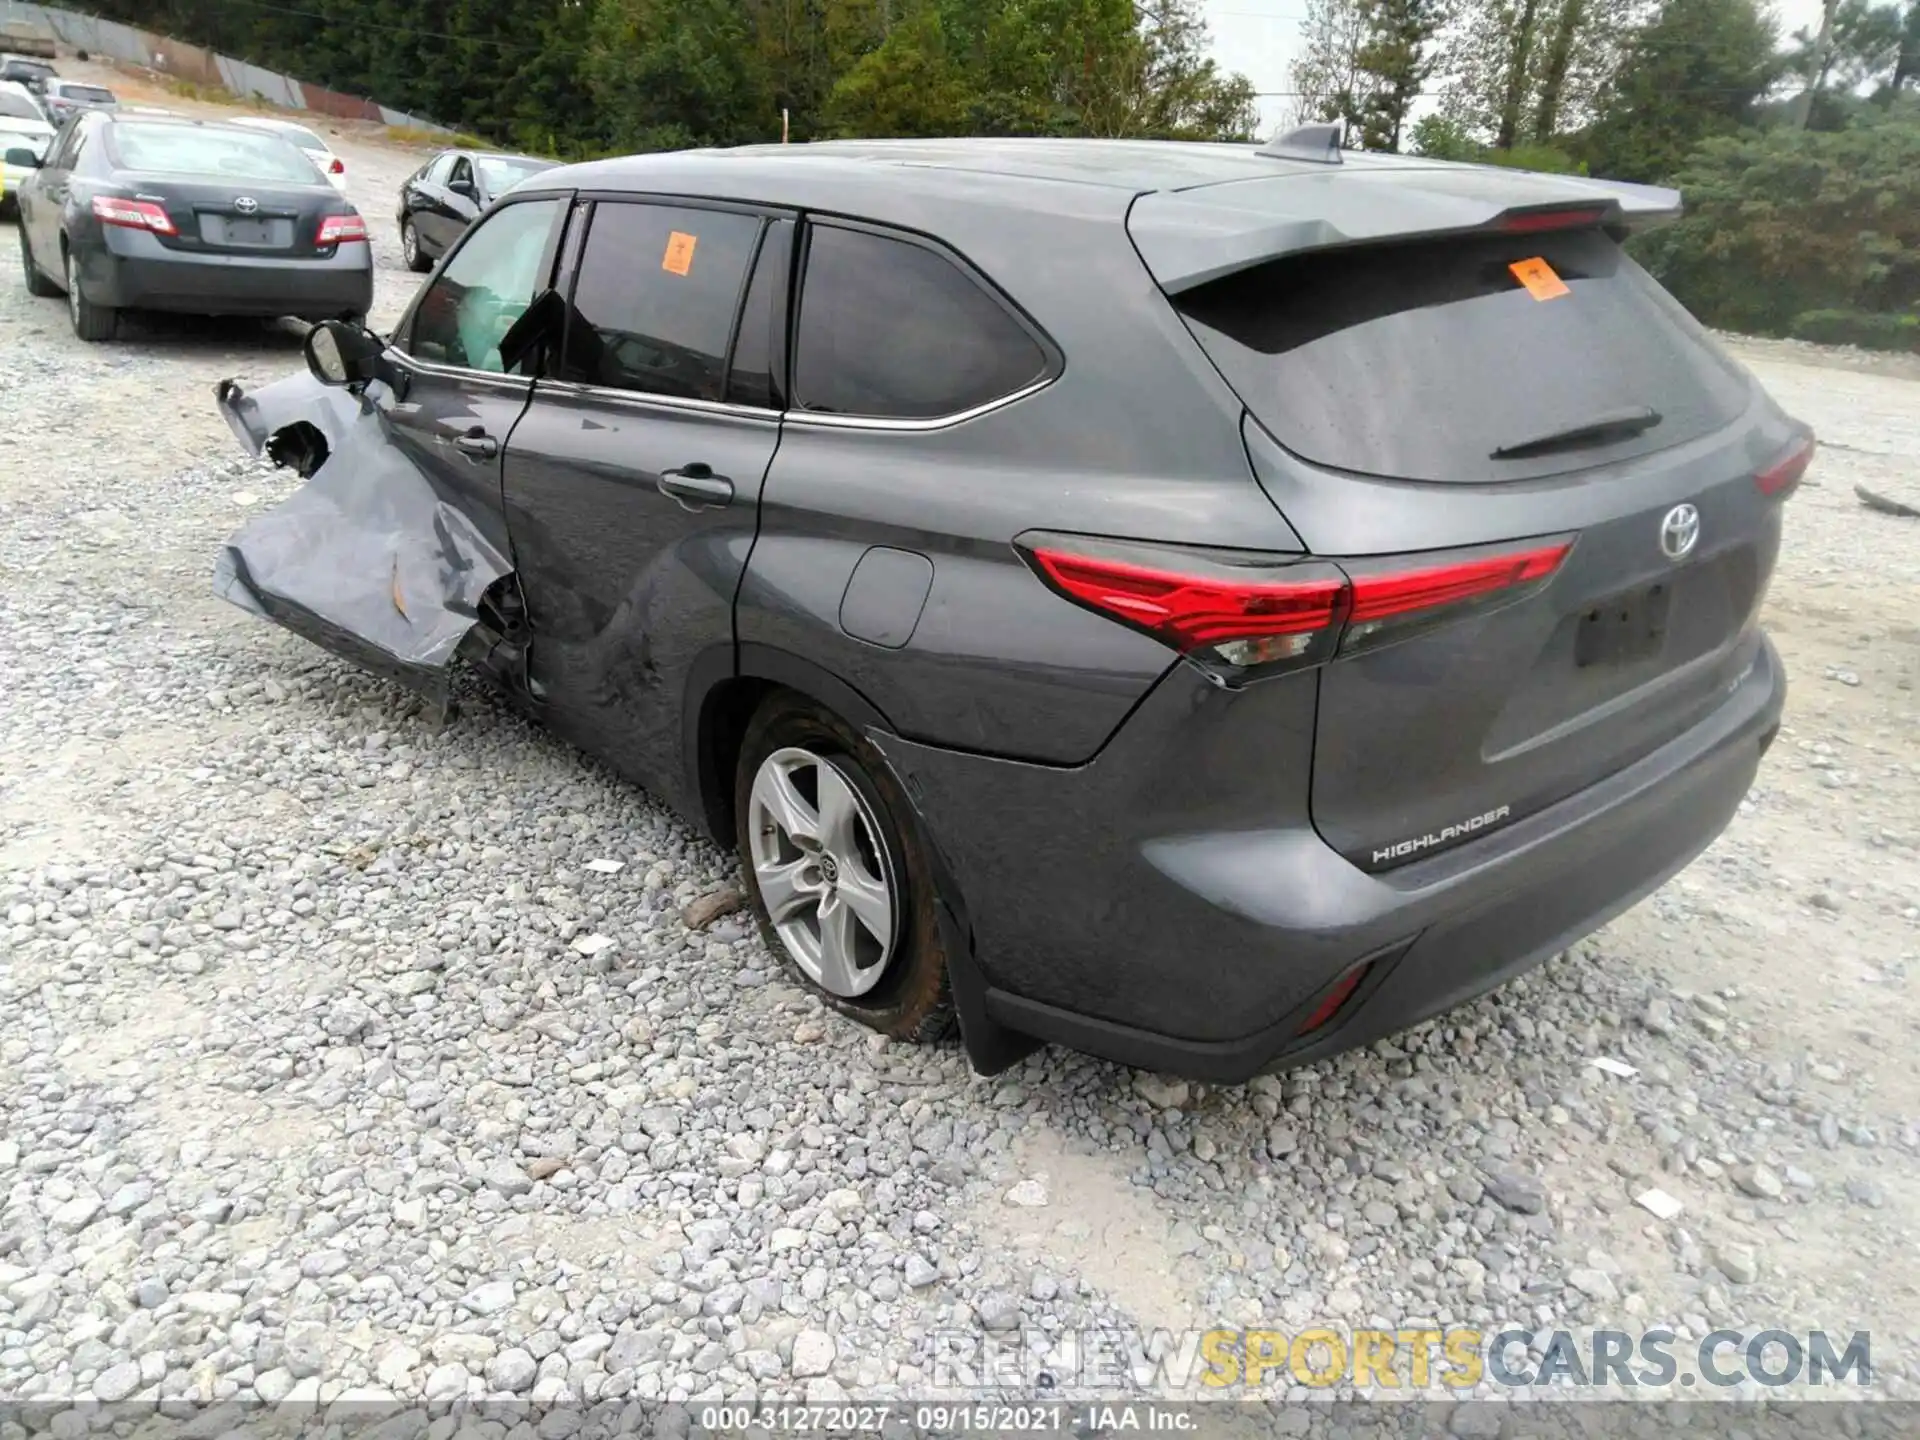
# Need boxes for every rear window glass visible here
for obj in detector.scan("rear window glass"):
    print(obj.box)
[62,84,114,103]
[1174,228,1752,483]
[266,121,325,149]
[108,122,320,183]
[477,155,553,193]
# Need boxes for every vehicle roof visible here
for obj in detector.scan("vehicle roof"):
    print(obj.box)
[520,137,1678,241]
[236,115,329,138]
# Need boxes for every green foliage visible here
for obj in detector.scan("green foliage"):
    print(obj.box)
[1407,113,1480,157]
[1353,0,1447,150]
[1406,115,1586,170]
[1787,307,1920,348]
[1577,0,1779,183]
[83,0,1255,153]
[1480,141,1588,171]
[1630,115,1920,346]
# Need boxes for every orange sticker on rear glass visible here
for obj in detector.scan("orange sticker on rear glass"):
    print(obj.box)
[1509,256,1570,301]
[662,231,697,276]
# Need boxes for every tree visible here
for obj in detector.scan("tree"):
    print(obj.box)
[584,0,773,151]
[823,5,975,134]
[1579,0,1778,182]
[1434,0,1640,147]
[1783,0,1907,126]
[1630,112,1920,343]
[1288,0,1378,139]
[1354,0,1448,149]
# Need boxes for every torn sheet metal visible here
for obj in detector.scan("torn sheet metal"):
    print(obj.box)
[213,371,513,712]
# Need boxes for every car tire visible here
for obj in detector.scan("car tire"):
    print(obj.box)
[18,221,58,298]
[401,216,430,273]
[64,246,116,341]
[735,691,954,1044]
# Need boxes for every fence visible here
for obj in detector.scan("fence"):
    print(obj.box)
[0,1,450,131]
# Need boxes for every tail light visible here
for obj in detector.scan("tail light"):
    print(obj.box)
[317,213,367,246]
[1755,434,1814,498]
[92,195,175,235]
[329,157,345,174]
[1020,534,1572,673]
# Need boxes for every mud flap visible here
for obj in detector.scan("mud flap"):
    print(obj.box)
[867,725,1043,1077]
[212,373,513,718]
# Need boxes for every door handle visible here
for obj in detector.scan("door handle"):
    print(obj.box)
[453,428,498,459]
[657,463,734,509]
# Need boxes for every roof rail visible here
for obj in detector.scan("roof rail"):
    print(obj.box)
[1258,122,1343,165]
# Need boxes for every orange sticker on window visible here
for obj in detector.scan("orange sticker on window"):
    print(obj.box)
[662,231,697,276]
[1509,256,1570,301]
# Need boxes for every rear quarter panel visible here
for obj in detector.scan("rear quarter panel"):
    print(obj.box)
[740,198,1304,765]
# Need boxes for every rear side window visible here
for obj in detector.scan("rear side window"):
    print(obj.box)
[559,201,761,403]
[1174,228,1752,483]
[793,224,1050,420]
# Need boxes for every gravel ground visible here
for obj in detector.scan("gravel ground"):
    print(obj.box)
[3,66,1920,1424]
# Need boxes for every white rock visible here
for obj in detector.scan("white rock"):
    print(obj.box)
[791,1330,836,1378]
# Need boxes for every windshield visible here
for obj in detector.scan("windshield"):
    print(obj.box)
[108,122,322,183]
[475,155,552,194]
[0,89,41,120]
[1174,227,1753,483]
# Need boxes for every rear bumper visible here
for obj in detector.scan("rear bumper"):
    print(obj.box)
[874,633,1785,1084]
[81,229,373,319]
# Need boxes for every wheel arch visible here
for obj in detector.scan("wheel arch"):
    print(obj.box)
[684,643,896,849]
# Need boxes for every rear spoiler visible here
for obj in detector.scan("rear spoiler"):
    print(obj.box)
[1130,163,1683,296]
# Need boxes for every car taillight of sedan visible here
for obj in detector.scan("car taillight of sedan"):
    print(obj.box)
[92,195,176,235]
[317,213,368,246]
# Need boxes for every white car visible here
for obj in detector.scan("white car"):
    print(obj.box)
[0,81,54,207]
[232,115,348,191]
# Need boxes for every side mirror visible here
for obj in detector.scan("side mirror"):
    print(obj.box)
[304,318,392,390]
[4,147,41,169]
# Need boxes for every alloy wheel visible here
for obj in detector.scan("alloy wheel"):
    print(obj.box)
[402,219,418,267]
[65,251,79,327]
[746,746,897,998]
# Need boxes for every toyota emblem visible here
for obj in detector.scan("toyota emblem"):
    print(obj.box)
[233,196,259,215]
[1659,503,1700,561]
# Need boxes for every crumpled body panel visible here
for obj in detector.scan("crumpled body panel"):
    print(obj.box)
[213,372,513,710]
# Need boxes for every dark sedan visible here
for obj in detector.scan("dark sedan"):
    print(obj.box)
[396,147,556,272]
[10,112,372,341]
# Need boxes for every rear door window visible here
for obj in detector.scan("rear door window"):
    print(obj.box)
[792,223,1051,421]
[1173,228,1752,483]
[557,201,762,403]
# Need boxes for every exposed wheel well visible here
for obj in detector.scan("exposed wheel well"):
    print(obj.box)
[696,676,779,845]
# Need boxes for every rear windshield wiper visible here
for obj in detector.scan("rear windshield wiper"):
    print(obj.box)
[1491,406,1662,461]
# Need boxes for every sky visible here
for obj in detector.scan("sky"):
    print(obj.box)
[1201,0,1831,138]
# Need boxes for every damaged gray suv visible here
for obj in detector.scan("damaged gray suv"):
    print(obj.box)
[215,131,1809,1083]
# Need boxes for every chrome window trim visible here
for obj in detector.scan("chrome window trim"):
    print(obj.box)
[388,365,1053,431]
[389,354,536,390]
[782,373,1058,432]
[532,378,780,423]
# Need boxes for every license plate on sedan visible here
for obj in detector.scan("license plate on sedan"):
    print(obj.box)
[201,215,283,247]
[1574,581,1671,668]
